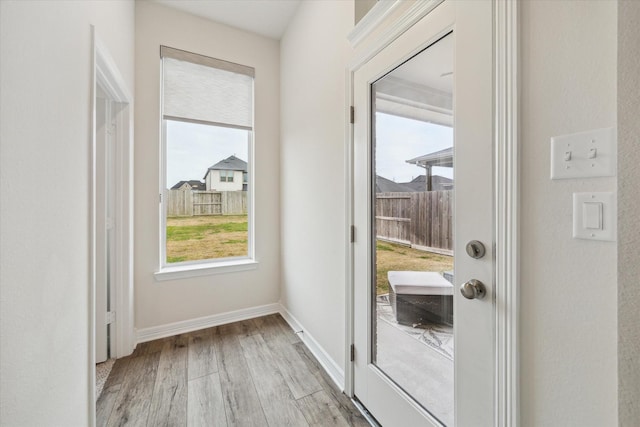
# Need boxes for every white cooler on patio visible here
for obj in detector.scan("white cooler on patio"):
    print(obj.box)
[387,271,454,326]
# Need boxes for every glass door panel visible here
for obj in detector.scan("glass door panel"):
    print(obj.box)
[370,32,454,426]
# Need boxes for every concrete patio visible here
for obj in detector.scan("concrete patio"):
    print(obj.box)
[375,295,454,426]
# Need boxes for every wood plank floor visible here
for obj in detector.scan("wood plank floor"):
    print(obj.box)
[97,314,370,427]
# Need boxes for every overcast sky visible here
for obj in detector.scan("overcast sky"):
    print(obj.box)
[375,113,453,183]
[166,113,453,188]
[166,120,248,187]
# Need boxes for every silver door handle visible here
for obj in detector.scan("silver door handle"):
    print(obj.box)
[460,279,486,300]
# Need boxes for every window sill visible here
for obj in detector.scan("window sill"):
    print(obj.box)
[154,259,258,281]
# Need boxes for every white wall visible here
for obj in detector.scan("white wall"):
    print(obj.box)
[0,1,134,425]
[205,170,244,192]
[280,0,353,377]
[520,1,618,425]
[135,2,280,330]
[617,1,640,424]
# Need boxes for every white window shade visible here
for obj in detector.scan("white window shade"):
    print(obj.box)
[161,48,254,130]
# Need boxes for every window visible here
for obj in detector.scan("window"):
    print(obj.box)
[220,170,234,182]
[159,46,254,271]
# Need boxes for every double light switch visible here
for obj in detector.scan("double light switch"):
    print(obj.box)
[551,127,616,179]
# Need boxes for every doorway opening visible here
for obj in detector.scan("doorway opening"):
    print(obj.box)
[90,29,135,414]
[94,86,121,397]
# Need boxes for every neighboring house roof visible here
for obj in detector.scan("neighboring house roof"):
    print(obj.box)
[205,155,248,178]
[170,180,206,190]
[403,175,453,192]
[376,175,453,193]
[375,175,414,193]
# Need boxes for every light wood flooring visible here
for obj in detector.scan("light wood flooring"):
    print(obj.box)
[97,314,370,427]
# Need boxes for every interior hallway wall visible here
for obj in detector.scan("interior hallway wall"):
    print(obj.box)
[283,0,620,424]
[520,1,618,425]
[280,0,353,377]
[617,0,640,424]
[134,2,281,330]
[0,1,134,425]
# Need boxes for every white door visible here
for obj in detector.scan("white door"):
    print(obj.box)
[352,1,494,426]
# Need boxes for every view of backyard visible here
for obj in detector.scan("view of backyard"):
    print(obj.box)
[375,240,454,295]
[166,215,248,263]
[167,214,453,288]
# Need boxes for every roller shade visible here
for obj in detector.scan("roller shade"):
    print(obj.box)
[161,46,254,130]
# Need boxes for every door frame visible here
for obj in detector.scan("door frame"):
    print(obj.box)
[343,1,520,425]
[89,26,135,419]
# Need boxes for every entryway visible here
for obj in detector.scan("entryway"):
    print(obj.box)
[348,1,519,425]
[91,29,135,410]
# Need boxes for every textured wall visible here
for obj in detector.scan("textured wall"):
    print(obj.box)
[280,0,353,374]
[0,1,134,425]
[520,1,618,425]
[617,1,640,424]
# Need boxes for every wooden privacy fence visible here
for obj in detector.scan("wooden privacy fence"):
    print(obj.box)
[376,191,453,255]
[166,190,247,216]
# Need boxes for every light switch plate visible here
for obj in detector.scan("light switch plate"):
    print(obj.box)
[551,128,616,179]
[573,192,616,241]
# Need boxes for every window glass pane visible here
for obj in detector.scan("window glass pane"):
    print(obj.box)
[164,121,250,264]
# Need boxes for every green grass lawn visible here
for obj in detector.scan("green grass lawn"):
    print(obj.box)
[166,217,452,291]
[166,215,248,263]
[375,240,454,295]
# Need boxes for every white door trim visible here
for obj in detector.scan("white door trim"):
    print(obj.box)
[89,26,135,424]
[348,0,444,68]
[494,1,520,426]
[344,1,520,424]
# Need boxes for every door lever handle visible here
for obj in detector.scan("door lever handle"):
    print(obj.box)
[460,279,486,300]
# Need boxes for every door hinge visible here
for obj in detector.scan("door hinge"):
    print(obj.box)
[159,193,162,204]
[106,311,116,325]
[350,344,355,362]
[350,225,356,243]
[350,106,355,124]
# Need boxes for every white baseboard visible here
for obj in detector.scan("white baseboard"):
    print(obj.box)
[279,305,345,391]
[135,303,280,344]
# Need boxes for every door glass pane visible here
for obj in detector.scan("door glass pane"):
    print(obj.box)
[371,32,454,425]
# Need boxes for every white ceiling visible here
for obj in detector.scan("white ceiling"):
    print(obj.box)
[391,33,453,94]
[154,0,302,40]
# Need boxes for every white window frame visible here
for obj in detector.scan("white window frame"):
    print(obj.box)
[155,47,257,281]
[220,170,234,183]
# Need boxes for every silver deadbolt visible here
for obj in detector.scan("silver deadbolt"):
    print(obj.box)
[460,279,486,300]
[465,240,486,259]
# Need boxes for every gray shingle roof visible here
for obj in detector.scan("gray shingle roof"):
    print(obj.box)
[376,175,453,193]
[170,180,206,190]
[207,155,247,172]
[376,175,414,193]
[403,175,453,191]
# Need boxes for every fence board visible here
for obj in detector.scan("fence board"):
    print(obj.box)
[376,191,453,253]
[167,190,247,216]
